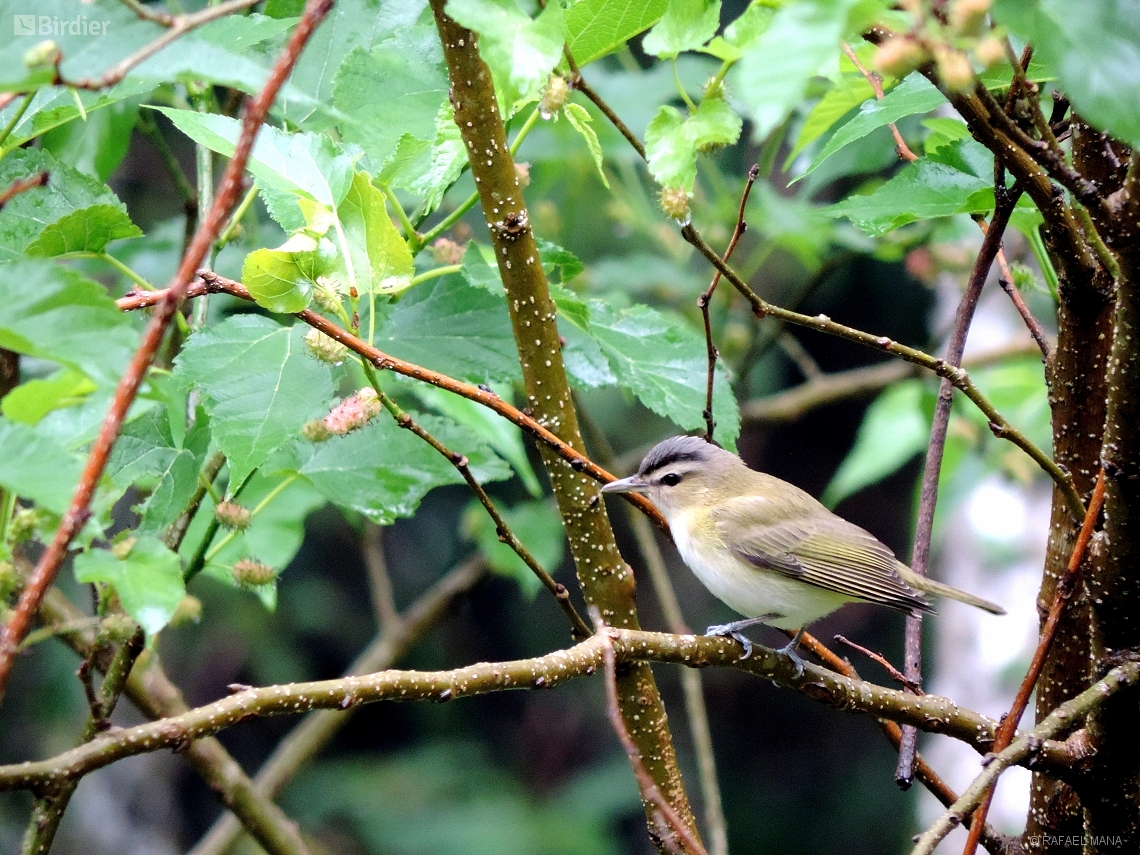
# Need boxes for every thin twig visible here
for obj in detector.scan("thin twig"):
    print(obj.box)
[121,272,671,532]
[597,619,709,855]
[119,0,176,25]
[678,223,1086,520]
[699,164,759,442]
[362,524,399,630]
[372,386,593,641]
[995,277,1052,360]
[0,172,48,209]
[569,72,646,159]
[833,635,920,693]
[841,42,918,162]
[163,450,225,551]
[897,183,1023,788]
[960,469,1106,855]
[0,0,336,703]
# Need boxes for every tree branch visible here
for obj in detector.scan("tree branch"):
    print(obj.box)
[0,0,336,703]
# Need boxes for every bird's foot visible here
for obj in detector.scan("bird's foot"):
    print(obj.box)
[777,628,806,677]
[704,615,779,661]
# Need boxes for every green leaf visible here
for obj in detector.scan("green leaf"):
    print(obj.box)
[827,159,991,236]
[0,259,139,387]
[286,413,510,524]
[822,380,928,507]
[643,0,721,58]
[0,81,152,152]
[463,500,565,596]
[586,300,740,447]
[788,71,876,163]
[174,316,335,486]
[333,28,449,169]
[565,0,668,66]
[0,148,137,261]
[74,536,185,637]
[374,276,519,384]
[1,368,96,425]
[410,382,542,497]
[564,103,610,188]
[731,0,863,140]
[551,287,617,388]
[242,233,321,314]
[797,73,944,179]
[0,417,84,515]
[338,171,415,295]
[704,3,775,61]
[24,204,142,256]
[645,96,742,192]
[460,241,502,294]
[447,0,566,112]
[994,0,1140,146]
[154,108,358,208]
[388,107,469,215]
[40,96,142,182]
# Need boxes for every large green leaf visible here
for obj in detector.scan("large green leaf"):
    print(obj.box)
[285,413,511,525]
[565,0,668,66]
[155,108,359,208]
[40,96,142,182]
[74,536,185,637]
[0,148,139,260]
[374,276,520,384]
[333,27,449,170]
[174,316,335,486]
[994,0,1140,146]
[797,73,945,180]
[731,0,865,140]
[24,205,142,257]
[0,80,152,153]
[645,96,743,192]
[0,259,139,387]
[643,0,721,59]
[822,380,928,508]
[242,233,323,314]
[447,0,565,112]
[0,369,96,426]
[0,417,84,515]
[338,172,415,295]
[586,300,740,447]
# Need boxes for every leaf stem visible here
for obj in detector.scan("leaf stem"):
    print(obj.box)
[0,93,34,152]
[408,264,461,287]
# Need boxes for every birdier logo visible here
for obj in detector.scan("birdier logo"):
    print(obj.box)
[14,15,110,36]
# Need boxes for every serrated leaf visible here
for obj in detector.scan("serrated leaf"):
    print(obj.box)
[447,0,566,112]
[994,0,1140,146]
[333,28,449,169]
[822,380,928,507]
[74,536,185,636]
[538,240,585,283]
[552,286,617,388]
[645,96,742,192]
[154,108,358,208]
[586,300,740,447]
[287,413,511,524]
[0,148,136,261]
[463,499,564,596]
[0,417,84,514]
[338,171,415,295]
[788,72,876,163]
[242,233,321,314]
[643,0,721,58]
[24,204,142,256]
[174,316,335,485]
[565,0,668,66]
[827,159,991,236]
[374,276,519,383]
[460,241,503,293]
[386,105,469,216]
[1,368,96,425]
[797,73,944,180]
[731,0,863,141]
[564,103,610,188]
[0,259,138,387]
[0,81,152,150]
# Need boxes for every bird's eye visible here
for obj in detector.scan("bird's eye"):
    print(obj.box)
[660,473,682,487]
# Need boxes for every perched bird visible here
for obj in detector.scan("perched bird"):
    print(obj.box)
[601,435,1004,672]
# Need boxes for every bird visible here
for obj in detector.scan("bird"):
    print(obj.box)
[600,435,1005,673]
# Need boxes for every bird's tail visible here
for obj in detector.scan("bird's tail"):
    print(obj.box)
[895,565,1006,615]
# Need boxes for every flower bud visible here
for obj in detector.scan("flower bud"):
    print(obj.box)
[232,558,277,589]
[972,36,1005,70]
[431,238,465,266]
[215,501,252,531]
[514,162,531,189]
[100,613,138,644]
[170,595,203,627]
[936,46,976,93]
[1009,261,1040,292]
[324,389,381,436]
[305,328,348,364]
[540,75,570,119]
[873,37,931,79]
[24,40,60,70]
[312,277,343,313]
[950,0,991,36]
[302,419,332,442]
[658,187,692,223]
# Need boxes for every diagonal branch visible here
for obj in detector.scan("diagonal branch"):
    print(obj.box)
[0,0,336,704]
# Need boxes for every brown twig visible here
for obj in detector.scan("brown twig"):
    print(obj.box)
[118,0,176,25]
[0,172,48,209]
[699,164,759,442]
[120,272,670,532]
[373,388,593,640]
[597,620,709,855]
[841,42,918,162]
[960,469,1107,855]
[569,72,646,160]
[0,0,336,703]
[833,635,920,693]
[896,182,1024,788]
[362,524,399,629]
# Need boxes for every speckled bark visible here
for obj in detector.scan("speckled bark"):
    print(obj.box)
[427,4,698,847]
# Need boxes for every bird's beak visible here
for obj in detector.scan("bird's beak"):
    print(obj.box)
[600,474,647,494]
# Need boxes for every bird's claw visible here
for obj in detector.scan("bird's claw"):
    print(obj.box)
[776,637,805,677]
[705,623,754,660]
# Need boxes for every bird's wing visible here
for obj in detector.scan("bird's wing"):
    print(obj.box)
[713,499,933,615]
